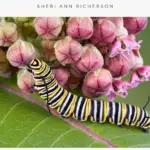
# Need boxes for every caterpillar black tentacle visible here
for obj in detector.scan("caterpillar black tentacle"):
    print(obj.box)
[27,58,150,133]
[143,97,150,110]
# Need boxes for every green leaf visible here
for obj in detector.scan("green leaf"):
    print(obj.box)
[0,88,100,148]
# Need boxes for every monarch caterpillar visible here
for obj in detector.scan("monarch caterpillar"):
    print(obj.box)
[27,58,150,133]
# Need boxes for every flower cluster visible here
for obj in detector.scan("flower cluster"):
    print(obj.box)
[1,17,149,101]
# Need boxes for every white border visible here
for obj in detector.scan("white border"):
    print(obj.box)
[0,0,149,16]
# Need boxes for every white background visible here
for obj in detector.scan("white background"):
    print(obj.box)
[0,0,149,16]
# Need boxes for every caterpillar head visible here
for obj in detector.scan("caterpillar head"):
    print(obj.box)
[27,59,43,74]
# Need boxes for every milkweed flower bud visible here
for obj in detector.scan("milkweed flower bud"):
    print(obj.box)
[90,19,116,45]
[116,26,128,38]
[34,17,64,39]
[52,68,70,86]
[6,40,36,68]
[41,39,56,61]
[130,66,150,87]
[66,17,93,40]
[108,80,132,101]
[123,17,148,34]
[82,68,112,97]
[76,44,104,72]
[0,22,18,47]
[107,17,123,28]
[105,53,131,78]
[107,17,128,37]
[17,69,35,93]
[54,36,83,65]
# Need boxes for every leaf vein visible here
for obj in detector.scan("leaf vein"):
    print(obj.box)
[0,101,24,126]
[128,143,150,148]
[109,133,143,141]
[17,117,49,147]
[88,141,97,148]
[50,129,74,147]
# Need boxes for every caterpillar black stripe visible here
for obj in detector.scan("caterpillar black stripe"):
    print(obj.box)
[27,58,150,133]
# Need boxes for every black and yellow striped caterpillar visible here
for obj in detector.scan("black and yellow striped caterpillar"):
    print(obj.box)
[27,58,150,133]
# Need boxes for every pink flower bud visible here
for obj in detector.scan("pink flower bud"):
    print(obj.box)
[108,80,132,101]
[116,26,128,38]
[17,69,35,93]
[107,17,123,28]
[34,17,64,39]
[54,36,83,65]
[6,40,36,68]
[82,84,95,98]
[130,66,150,87]
[0,22,18,47]
[107,18,128,37]
[41,39,56,61]
[66,17,93,40]
[105,53,131,78]
[90,19,116,45]
[52,68,70,86]
[82,68,112,97]
[123,17,148,34]
[76,44,104,72]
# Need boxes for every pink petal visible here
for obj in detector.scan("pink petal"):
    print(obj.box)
[120,90,128,98]
[130,72,141,87]
[108,89,117,101]
[113,80,132,90]
[123,37,141,51]
[109,40,122,58]
[137,66,150,80]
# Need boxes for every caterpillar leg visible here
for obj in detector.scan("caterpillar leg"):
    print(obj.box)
[60,115,68,118]
[118,124,124,128]
[47,104,51,115]
[142,128,149,133]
